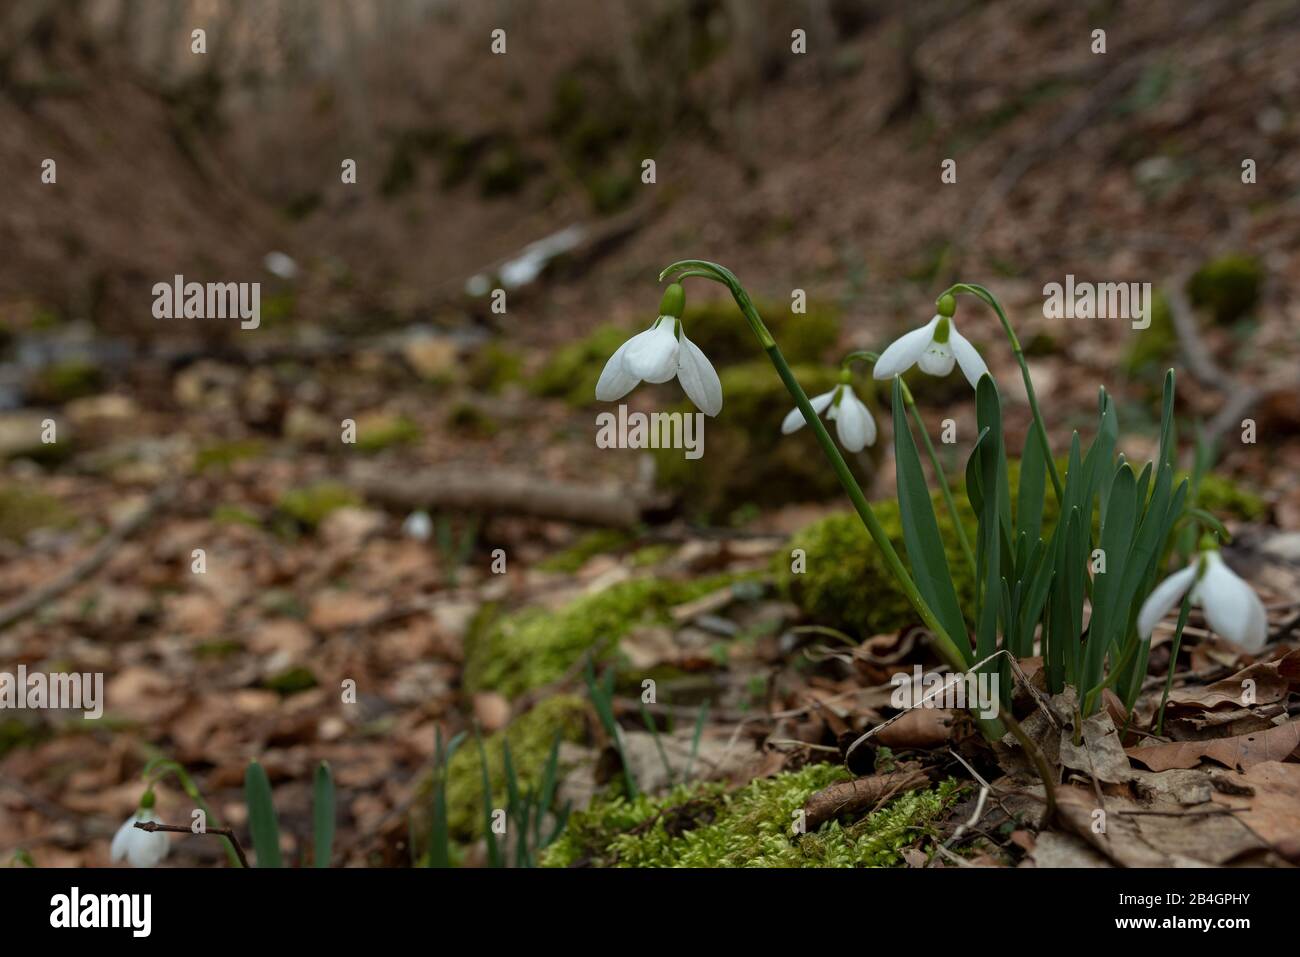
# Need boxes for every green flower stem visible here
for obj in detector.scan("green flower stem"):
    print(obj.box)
[940,282,1064,504]
[659,261,1060,801]
[900,379,977,581]
[662,261,964,671]
[841,351,976,582]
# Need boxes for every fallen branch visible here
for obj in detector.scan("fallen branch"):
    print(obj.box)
[0,480,180,632]
[801,767,931,832]
[350,466,658,528]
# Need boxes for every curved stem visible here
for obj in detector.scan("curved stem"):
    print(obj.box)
[940,282,1063,504]
[660,260,1056,803]
[662,260,965,670]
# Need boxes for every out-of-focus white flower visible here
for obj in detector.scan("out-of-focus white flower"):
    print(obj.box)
[111,806,170,868]
[873,307,988,389]
[402,510,433,541]
[1137,547,1268,652]
[780,384,876,452]
[263,251,299,280]
[594,283,722,416]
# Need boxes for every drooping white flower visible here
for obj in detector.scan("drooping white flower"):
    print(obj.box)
[594,283,722,416]
[111,808,170,868]
[402,510,433,541]
[1137,548,1268,652]
[873,313,989,389]
[781,384,876,452]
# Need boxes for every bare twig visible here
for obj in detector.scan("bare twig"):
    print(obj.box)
[134,821,249,868]
[801,767,932,832]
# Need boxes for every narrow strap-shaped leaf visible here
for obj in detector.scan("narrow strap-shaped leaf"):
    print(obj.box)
[1017,421,1047,549]
[1082,463,1138,709]
[973,378,1003,674]
[892,376,970,662]
[474,727,502,868]
[244,761,282,868]
[1158,369,1177,472]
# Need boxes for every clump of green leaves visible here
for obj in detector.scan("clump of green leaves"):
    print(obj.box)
[889,368,1190,717]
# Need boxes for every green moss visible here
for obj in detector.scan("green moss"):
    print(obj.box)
[466,344,523,394]
[628,544,675,567]
[194,638,243,659]
[654,361,850,521]
[682,298,840,366]
[211,504,261,528]
[1124,290,1176,376]
[195,438,265,472]
[0,717,50,759]
[355,413,420,452]
[537,529,635,573]
[277,482,361,530]
[262,666,317,695]
[1187,254,1262,325]
[446,401,499,438]
[463,575,737,697]
[0,484,73,542]
[443,695,590,840]
[32,359,103,403]
[1192,473,1266,522]
[530,325,630,407]
[777,497,975,640]
[542,764,963,867]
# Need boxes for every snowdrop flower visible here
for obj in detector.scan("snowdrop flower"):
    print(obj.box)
[595,283,722,416]
[780,379,876,452]
[111,793,170,868]
[873,295,989,389]
[402,509,433,541]
[1137,543,1268,653]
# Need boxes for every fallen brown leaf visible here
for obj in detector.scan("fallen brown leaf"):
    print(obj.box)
[1126,720,1300,772]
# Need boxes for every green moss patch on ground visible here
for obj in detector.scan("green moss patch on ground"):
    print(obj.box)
[443,695,590,841]
[0,483,74,542]
[541,763,964,867]
[776,497,976,640]
[463,574,739,697]
[276,481,361,530]
[529,324,630,407]
[1187,253,1262,325]
[655,361,852,521]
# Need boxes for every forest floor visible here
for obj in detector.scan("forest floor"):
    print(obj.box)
[2,0,1300,867]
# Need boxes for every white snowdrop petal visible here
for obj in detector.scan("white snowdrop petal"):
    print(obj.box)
[624,320,679,384]
[917,343,956,376]
[781,390,836,434]
[110,816,135,863]
[594,336,640,401]
[676,335,723,416]
[949,325,990,389]
[873,316,940,379]
[1197,557,1268,652]
[835,391,871,452]
[1136,563,1198,639]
